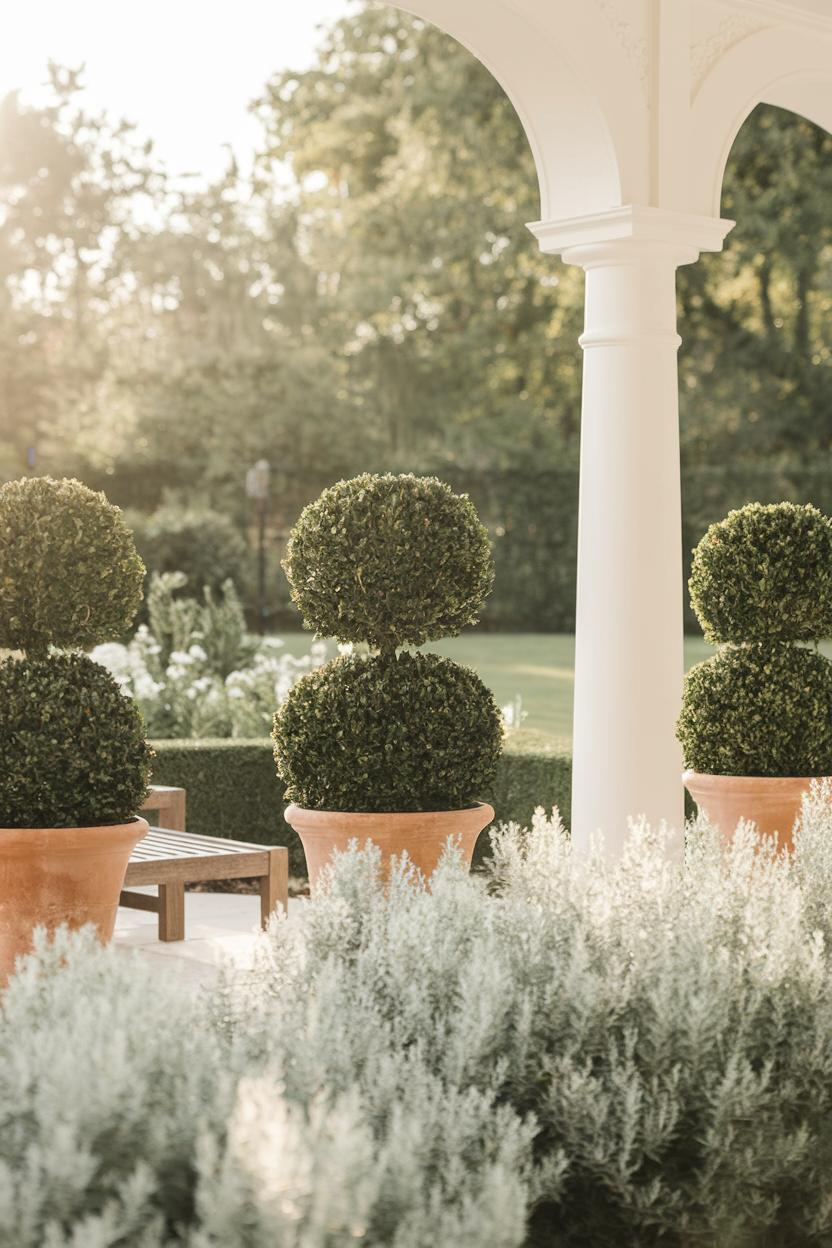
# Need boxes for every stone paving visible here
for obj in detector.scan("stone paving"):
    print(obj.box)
[113,888,305,988]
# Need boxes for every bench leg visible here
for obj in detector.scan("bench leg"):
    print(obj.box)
[159,882,185,941]
[166,790,187,833]
[260,847,289,929]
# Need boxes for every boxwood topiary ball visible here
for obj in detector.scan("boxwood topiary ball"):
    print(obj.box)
[283,474,494,649]
[0,476,145,656]
[689,502,832,644]
[272,651,503,812]
[0,653,152,828]
[677,643,832,778]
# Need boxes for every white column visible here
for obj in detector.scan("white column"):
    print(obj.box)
[529,206,732,854]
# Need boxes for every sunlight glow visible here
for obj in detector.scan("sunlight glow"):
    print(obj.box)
[3,0,352,181]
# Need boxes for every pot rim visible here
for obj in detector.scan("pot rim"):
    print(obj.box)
[0,817,149,845]
[285,800,493,819]
[682,769,827,785]
[0,814,147,833]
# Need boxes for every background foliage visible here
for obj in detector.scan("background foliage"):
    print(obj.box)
[93,573,325,739]
[128,505,248,601]
[1,11,830,631]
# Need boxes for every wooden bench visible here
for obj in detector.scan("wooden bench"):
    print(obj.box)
[118,785,288,942]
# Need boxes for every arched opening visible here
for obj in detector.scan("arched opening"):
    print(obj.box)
[678,101,832,636]
[690,27,832,218]
[387,0,626,220]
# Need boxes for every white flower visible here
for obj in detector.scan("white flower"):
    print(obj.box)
[502,695,527,730]
[89,643,133,683]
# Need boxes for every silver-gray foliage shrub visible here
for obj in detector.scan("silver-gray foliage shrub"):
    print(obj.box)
[0,927,529,1248]
[5,788,832,1245]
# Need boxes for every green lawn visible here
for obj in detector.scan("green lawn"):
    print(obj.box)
[277,631,719,742]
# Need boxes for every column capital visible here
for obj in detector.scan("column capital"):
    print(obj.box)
[527,205,734,267]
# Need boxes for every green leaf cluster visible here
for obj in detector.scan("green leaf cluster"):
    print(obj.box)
[0,476,145,656]
[680,501,832,777]
[678,644,832,777]
[273,652,503,813]
[283,473,494,650]
[689,502,832,644]
[0,654,152,827]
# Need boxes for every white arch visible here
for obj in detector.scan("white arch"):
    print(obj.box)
[691,25,832,217]
[386,0,629,221]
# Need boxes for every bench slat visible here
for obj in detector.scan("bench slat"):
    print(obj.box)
[136,836,235,858]
[137,827,272,855]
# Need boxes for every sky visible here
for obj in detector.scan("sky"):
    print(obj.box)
[2,0,353,182]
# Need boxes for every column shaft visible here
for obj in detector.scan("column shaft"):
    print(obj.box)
[529,207,734,855]
[567,240,694,852]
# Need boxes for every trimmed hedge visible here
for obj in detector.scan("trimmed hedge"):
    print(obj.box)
[678,643,832,777]
[688,502,832,644]
[0,476,144,656]
[274,652,504,814]
[149,730,571,877]
[284,473,494,649]
[1,653,152,828]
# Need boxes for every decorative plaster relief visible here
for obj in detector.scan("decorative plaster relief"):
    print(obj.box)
[690,15,772,94]
[592,0,649,93]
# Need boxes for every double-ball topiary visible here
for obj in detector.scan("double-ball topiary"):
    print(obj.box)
[0,477,152,828]
[274,473,502,812]
[678,502,832,778]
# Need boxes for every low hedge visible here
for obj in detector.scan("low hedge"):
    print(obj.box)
[149,729,572,877]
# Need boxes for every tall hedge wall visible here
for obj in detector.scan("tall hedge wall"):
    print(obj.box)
[148,731,572,877]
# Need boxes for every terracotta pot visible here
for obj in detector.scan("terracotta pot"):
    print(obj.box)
[682,770,824,853]
[0,817,148,985]
[284,802,495,891]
